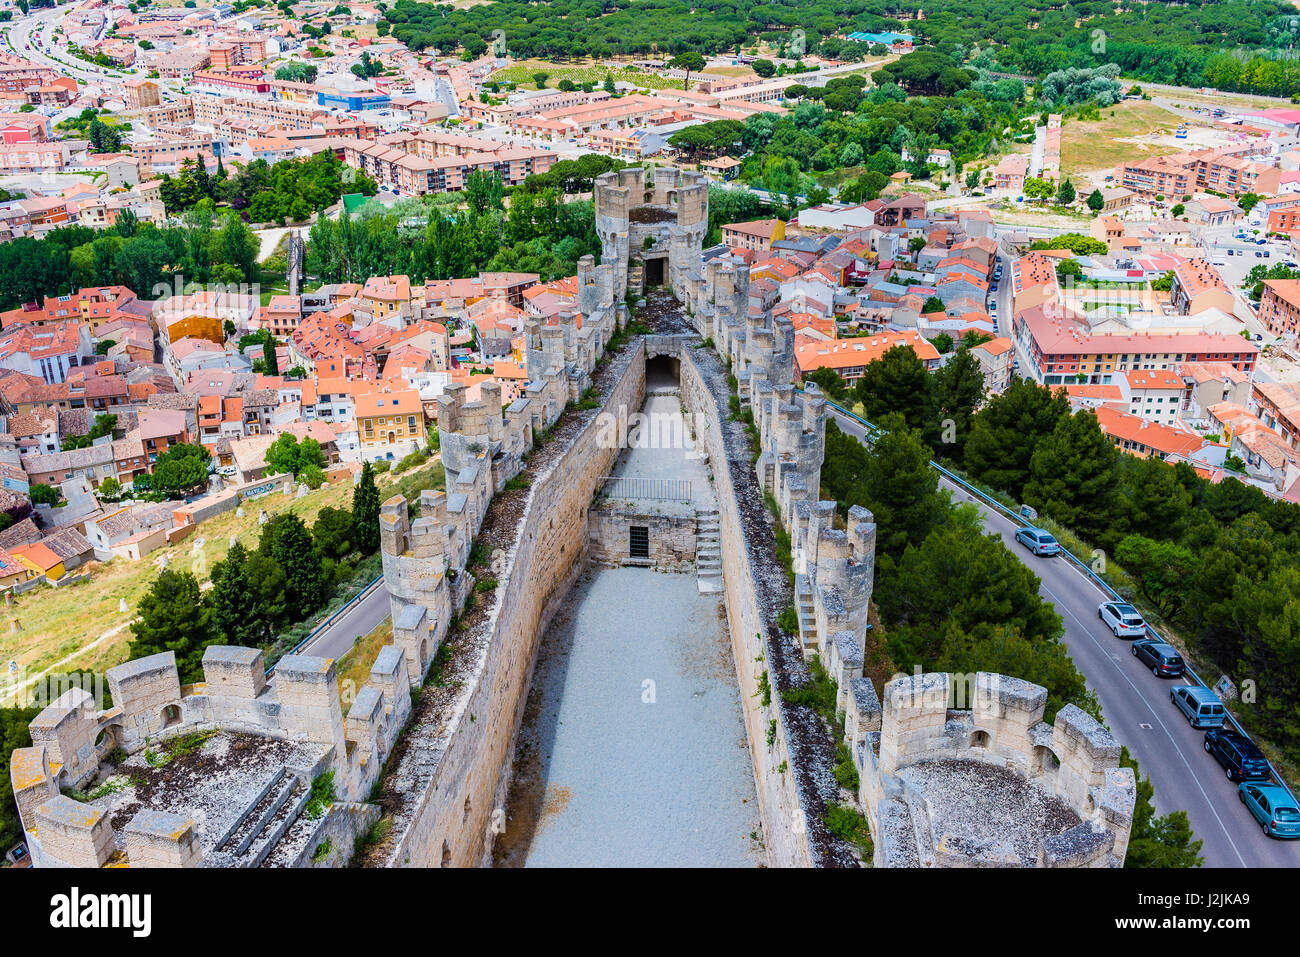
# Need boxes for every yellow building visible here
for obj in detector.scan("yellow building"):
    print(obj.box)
[355,388,426,462]
[9,542,65,581]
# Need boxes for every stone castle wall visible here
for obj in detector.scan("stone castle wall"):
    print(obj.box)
[379,344,647,867]
[676,343,816,867]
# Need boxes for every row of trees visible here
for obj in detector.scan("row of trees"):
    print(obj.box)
[0,212,260,310]
[837,348,1300,770]
[128,463,384,680]
[159,152,376,224]
[375,0,1300,96]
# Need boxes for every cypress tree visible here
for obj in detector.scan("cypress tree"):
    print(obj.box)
[352,461,381,554]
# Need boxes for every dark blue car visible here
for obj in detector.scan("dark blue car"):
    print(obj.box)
[1204,729,1270,782]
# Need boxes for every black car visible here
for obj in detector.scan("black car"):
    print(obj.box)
[1204,728,1271,782]
[1131,637,1185,677]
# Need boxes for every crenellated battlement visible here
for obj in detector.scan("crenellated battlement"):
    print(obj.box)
[856,671,1136,867]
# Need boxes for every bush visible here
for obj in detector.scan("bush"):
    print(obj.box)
[394,448,430,473]
[825,802,873,858]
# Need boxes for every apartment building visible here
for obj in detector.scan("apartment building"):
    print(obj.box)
[1013,305,1258,385]
[1252,380,1300,450]
[341,139,555,196]
[793,330,941,384]
[191,93,325,130]
[1258,278,1300,336]
[122,78,161,110]
[722,219,786,254]
[993,154,1027,192]
[0,140,68,174]
[1114,146,1281,199]
[1170,258,1234,315]
[970,336,1014,394]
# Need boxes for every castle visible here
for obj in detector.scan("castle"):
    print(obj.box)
[9,167,1135,867]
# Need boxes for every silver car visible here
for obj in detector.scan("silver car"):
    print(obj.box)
[1098,600,1145,638]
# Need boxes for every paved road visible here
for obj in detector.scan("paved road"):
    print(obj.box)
[830,407,1300,867]
[293,580,390,663]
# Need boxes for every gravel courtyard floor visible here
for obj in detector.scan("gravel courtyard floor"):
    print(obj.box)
[495,565,763,867]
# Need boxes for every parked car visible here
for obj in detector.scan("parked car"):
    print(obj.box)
[1239,782,1300,838]
[1132,638,1185,677]
[1098,601,1145,637]
[1171,685,1226,728]
[1015,527,1060,556]
[1204,728,1270,781]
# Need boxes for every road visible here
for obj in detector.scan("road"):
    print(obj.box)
[290,579,390,664]
[831,406,1300,867]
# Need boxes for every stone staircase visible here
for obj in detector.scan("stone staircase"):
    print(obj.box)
[210,768,311,868]
[795,572,818,657]
[696,508,722,593]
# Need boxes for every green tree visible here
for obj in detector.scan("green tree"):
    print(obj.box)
[262,514,328,614]
[931,347,985,462]
[209,542,263,647]
[752,58,776,78]
[669,50,705,89]
[935,621,1095,722]
[929,333,954,354]
[244,550,290,641]
[128,570,218,681]
[151,443,211,496]
[965,378,1070,500]
[313,506,355,560]
[532,71,549,88]
[1023,409,1119,539]
[353,461,381,553]
[1086,189,1104,212]
[1056,177,1076,205]
[1114,535,1199,621]
[877,513,1066,668]
[29,483,60,506]
[1122,748,1204,867]
[854,345,934,437]
[1,704,41,849]
[262,332,279,376]
[849,414,946,562]
[804,367,849,405]
[87,118,123,153]
[264,433,319,477]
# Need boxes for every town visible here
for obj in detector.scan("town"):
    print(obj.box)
[0,0,1296,880]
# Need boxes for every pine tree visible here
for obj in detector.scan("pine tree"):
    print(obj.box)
[129,570,218,681]
[1024,408,1119,539]
[353,461,381,554]
[264,514,327,614]
[932,348,985,462]
[853,344,934,437]
[210,542,262,646]
[965,378,1070,499]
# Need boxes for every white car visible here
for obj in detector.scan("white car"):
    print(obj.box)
[1098,600,1146,638]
